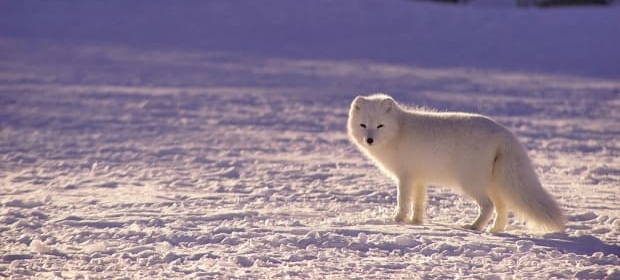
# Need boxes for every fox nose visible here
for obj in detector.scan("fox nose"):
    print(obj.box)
[366,138,374,145]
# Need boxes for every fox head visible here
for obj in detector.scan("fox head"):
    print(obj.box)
[347,94,401,148]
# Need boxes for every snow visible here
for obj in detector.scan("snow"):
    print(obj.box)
[1,0,619,278]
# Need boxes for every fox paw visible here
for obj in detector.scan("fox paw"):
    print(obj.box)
[410,217,424,225]
[489,227,505,234]
[394,213,422,225]
[393,213,411,223]
[463,224,483,231]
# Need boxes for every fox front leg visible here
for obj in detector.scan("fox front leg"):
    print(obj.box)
[411,183,426,225]
[394,179,424,224]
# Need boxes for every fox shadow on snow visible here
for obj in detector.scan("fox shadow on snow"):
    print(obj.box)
[502,233,620,256]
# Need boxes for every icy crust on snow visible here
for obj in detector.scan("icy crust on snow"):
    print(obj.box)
[1,47,619,278]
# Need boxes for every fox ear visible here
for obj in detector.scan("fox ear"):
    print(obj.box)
[381,97,395,113]
[352,96,366,111]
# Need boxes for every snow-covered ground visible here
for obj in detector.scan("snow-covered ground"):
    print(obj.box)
[1,0,619,279]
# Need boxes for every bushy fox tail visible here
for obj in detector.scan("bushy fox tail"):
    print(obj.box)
[493,135,566,233]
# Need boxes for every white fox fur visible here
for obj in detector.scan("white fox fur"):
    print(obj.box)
[347,93,565,233]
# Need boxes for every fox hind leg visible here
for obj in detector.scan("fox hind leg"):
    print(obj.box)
[465,196,494,231]
[489,188,508,233]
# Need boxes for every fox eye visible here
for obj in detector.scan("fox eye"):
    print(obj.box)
[360,124,367,128]
[377,124,384,129]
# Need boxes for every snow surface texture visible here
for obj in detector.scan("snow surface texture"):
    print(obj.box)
[1,0,619,279]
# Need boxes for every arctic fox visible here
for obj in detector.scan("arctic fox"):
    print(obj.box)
[347,93,565,233]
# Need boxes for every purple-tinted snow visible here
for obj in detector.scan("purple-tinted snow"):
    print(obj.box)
[1,0,619,279]
[1,0,619,78]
